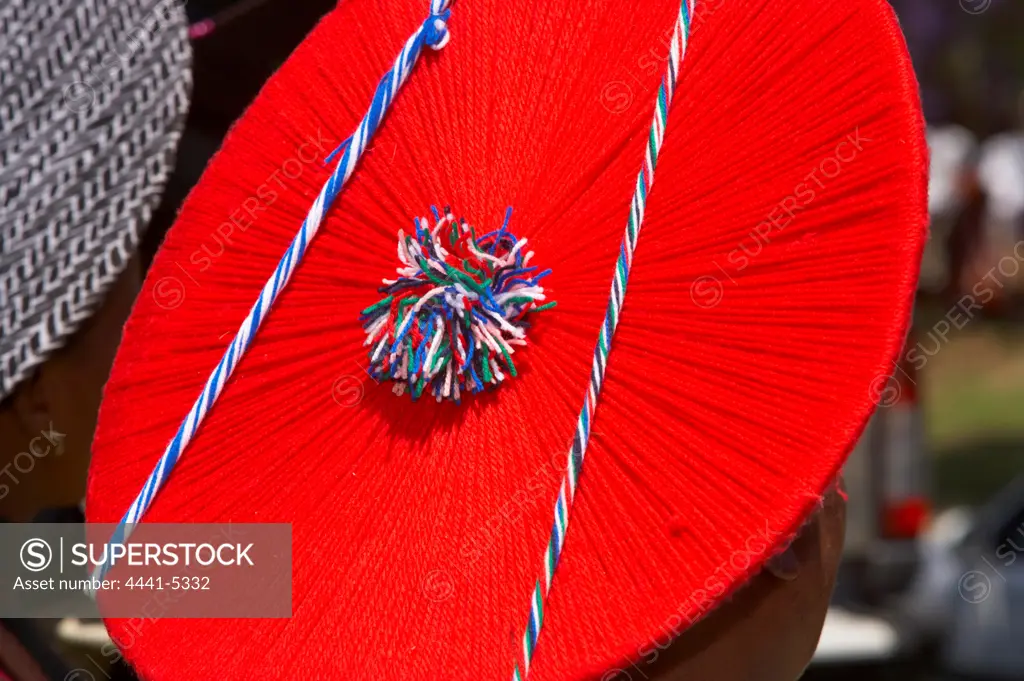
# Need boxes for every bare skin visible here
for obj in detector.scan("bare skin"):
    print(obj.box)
[642,486,847,681]
[0,258,141,523]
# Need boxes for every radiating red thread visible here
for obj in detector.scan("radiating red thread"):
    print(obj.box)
[87,0,927,679]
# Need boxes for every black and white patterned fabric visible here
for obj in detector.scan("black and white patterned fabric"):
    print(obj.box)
[0,0,191,400]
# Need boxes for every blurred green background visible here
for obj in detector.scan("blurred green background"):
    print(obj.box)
[889,0,1024,511]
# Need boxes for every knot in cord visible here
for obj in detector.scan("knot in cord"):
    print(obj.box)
[423,5,452,50]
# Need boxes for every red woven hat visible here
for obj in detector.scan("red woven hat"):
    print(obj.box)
[87,0,927,679]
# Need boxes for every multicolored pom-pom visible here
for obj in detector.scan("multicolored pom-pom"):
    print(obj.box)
[361,207,555,402]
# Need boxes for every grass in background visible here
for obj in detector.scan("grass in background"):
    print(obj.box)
[920,319,1024,507]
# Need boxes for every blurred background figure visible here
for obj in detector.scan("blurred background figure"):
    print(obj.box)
[922,124,978,300]
[974,93,1024,312]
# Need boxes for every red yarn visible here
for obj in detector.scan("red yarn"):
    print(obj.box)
[87,0,927,679]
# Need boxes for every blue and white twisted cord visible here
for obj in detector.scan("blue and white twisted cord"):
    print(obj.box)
[92,0,454,583]
[511,2,695,679]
